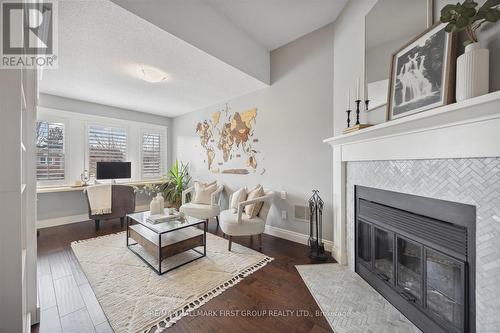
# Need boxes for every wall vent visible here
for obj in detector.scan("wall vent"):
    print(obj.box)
[294,205,309,222]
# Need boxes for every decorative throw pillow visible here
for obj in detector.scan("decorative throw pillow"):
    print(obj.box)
[192,181,218,205]
[245,185,264,218]
[230,187,247,212]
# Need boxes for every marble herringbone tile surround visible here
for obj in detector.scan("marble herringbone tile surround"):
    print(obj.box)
[346,158,500,333]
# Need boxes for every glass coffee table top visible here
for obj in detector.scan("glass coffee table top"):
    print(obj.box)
[127,208,202,234]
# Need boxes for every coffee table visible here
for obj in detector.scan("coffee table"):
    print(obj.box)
[126,209,206,275]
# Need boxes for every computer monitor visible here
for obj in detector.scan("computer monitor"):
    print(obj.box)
[96,162,131,180]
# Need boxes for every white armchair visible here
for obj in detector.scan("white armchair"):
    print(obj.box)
[179,184,224,228]
[219,190,274,251]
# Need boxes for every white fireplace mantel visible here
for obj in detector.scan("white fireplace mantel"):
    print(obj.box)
[324,91,500,264]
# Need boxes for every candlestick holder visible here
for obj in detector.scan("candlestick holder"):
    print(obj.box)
[355,100,361,125]
[346,109,351,128]
[364,99,370,112]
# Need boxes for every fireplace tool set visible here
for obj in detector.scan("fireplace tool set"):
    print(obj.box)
[308,190,328,261]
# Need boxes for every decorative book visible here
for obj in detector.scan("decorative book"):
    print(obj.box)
[342,124,373,134]
[147,213,181,224]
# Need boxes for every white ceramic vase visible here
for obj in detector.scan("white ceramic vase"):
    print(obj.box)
[150,197,161,215]
[456,43,489,102]
[156,193,164,211]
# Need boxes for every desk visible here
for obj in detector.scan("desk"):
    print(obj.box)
[37,180,164,194]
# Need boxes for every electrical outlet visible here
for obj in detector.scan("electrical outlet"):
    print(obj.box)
[280,191,287,200]
[281,210,287,220]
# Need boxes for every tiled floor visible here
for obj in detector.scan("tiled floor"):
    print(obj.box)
[37,239,113,333]
[33,220,125,333]
[296,263,420,333]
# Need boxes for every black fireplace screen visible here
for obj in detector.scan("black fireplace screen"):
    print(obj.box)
[355,186,475,333]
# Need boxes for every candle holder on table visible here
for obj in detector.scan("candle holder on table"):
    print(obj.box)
[343,98,373,134]
[346,109,351,128]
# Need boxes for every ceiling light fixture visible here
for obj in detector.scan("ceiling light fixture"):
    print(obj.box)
[138,65,168,83]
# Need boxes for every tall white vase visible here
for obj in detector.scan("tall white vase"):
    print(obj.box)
[456,43,489,102]
[150,197,161,215]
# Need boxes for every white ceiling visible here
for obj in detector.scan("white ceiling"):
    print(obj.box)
[207,0,348,50]
[39,0,267,117]
[40,0,347,118]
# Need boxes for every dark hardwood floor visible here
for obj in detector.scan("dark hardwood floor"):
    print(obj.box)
[33,219,335,333]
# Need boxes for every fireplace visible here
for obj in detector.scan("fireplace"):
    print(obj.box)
[355,186,475,333]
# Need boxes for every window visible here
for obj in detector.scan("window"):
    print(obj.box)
[87,124,127,177]
[142,132,162,178]
[36,121,65,181]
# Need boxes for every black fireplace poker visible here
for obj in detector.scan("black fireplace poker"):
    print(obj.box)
[308,190,328,261]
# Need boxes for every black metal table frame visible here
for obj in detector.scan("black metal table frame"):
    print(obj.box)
[126,216,207,275]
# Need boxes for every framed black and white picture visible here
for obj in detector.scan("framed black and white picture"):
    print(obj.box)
[387,23,456,120]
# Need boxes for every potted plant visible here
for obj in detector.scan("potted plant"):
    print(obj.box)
[441,0,500,101]
[137,183,160,197]
[160,160,191,209]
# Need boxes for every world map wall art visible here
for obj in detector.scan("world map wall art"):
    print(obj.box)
[195,104,264,175]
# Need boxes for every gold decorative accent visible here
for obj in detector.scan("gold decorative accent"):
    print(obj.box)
[342,124,373,134]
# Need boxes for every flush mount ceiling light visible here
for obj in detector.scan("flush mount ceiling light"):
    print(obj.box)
[138,65,168,83]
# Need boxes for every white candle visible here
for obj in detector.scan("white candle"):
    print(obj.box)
[356,78,360,100]
[346,89,351,109]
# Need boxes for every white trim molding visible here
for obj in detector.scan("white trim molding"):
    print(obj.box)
[37,213,90,229]
[264,225,334,254]
[36,210,335,256]
[36,204,150,229]
[324,91,500,264]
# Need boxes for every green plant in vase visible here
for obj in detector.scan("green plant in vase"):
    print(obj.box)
[440,0,499,101]
[160,160,191,209]
[137,183,160,197]
[440,0,500,46]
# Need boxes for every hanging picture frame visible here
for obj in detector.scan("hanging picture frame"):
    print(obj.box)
[387,23,457,120]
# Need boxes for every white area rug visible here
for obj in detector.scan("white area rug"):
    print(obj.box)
[296,263,421,333]
[71,232,272,333]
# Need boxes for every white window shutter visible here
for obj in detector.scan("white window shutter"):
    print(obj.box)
[88,125,127,177]
[36,121,65,181]
[142,132,161,178]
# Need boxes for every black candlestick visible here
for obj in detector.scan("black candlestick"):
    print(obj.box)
[355,100,361,125]
[346,109,351,128]
[364,99,370,112]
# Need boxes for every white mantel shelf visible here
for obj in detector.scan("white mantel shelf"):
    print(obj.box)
[324,91,500,161]
[324,91,500,265]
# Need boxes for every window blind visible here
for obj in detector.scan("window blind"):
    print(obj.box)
[142,132,162,178]
[88,125,127,177]
[36,121,65,181]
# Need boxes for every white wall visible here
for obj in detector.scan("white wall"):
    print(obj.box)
[0,65,25,333]
[172,23,334,241]
[37,94,171,227]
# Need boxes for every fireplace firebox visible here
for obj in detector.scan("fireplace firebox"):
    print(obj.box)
[355,186,475,333]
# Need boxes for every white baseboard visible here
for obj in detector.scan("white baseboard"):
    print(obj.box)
[37,213,89,229]
[264,225,334,253]
[37,210,335,256]
[36,204,150,229]
[330,245,341,263]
